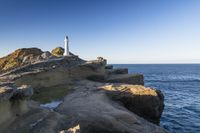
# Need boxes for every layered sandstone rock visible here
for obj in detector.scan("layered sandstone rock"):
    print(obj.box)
[103,84,164,124]
[0,47,167,133]
[57,80,167,133]
[0,48,43,72]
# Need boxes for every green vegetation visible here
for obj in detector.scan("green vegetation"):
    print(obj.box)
[31,84,73,104]
[51,47,64,57]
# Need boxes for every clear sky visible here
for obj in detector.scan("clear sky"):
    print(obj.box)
[1,0,200,64]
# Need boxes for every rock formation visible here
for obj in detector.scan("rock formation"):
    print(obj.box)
[103,84,164,124]
[0,48,43,72]
[0,47,167,133]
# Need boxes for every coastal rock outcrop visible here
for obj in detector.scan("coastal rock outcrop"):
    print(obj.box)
[103,84,164,124]
[57,80,167,133]
[0,48,43,72]
[0,47,166,133]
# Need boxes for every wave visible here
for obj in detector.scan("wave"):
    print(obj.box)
[145,74,200,83]
[145,79,200,83]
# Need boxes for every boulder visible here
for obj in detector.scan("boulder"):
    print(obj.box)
[103,84,164,124]
[0,84,34,127]
[0,86,15,101]
[96,57,107,65]
[106,74,144,85]
[41,51,52,59]
[51,47,64,57]
[0,85,33,101]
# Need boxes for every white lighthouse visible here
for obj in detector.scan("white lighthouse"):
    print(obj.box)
[64,36,69,56]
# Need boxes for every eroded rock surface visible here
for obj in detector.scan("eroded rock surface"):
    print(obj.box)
[0,48,43,72]
[103,84,164,124]
[0,48,167,133]
[0,84,33,127]
[57,80,167,133]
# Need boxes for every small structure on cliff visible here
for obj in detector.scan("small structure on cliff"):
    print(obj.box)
[0,47,166,133]
[64,36,70,56]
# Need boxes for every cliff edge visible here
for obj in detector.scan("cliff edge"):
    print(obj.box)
[0,47,167,133]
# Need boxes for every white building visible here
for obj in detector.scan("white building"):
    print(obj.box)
[64,36,69,56]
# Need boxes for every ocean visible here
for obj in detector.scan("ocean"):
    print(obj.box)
[113,64,200,133]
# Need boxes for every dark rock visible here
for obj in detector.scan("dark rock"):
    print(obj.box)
[0,86,15,101]
[105,65,113,69]
[108,68,128,74]
[87,75,105,82]
[106,74,144,85]
[0,84,33,101]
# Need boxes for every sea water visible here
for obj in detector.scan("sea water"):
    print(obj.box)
[113,64,200,133]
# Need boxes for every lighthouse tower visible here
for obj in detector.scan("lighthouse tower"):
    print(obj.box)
[64,36,69,56]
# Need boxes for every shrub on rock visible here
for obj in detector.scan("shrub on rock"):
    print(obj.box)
[51,47,64,57]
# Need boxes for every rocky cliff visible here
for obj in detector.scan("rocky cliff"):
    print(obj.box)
[0,48,43,72]
[0,47,167,133]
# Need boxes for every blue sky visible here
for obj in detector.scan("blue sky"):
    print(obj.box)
[0,0,200,63]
